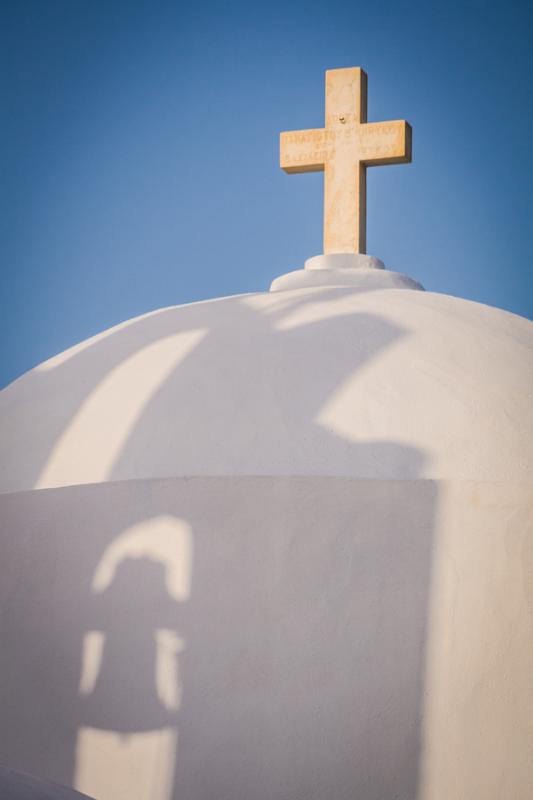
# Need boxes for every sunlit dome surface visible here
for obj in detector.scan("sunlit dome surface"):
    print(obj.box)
[1,280,532,494]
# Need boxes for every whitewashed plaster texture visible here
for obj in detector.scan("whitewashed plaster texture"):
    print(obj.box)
[0,285,532,493]
[1,275,532,800]
[0,478,532,800]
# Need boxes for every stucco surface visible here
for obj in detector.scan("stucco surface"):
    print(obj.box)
[1,272,533,800]
[0,477,531,800]
[0,284,532,493]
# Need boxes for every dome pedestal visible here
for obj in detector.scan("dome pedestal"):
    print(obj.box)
[270,252,424,292]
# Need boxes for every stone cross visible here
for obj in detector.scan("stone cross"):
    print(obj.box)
[280,67,412,255]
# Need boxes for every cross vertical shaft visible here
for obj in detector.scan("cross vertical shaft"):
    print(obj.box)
[280,68,412,255]
[324,68,368,254]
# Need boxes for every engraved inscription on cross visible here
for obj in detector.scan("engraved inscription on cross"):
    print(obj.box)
[280,67,412,255]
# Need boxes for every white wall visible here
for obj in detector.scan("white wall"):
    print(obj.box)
[1,476,531,800]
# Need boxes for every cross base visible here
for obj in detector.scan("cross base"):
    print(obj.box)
[304,253,385,271]
[269,254,424,293]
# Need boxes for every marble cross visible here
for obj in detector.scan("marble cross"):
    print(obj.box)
[280,68,412,255]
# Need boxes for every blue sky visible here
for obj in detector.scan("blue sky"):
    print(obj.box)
[2,0,532,388]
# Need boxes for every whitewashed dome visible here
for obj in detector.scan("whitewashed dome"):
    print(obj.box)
[1,257,533,800]
[1,257,532,493]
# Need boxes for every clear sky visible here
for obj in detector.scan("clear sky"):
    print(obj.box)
[2,0,532,388]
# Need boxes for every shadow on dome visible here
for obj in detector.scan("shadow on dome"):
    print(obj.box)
[0,285,431,491]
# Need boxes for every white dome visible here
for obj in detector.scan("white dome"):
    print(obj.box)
[1,276,532,493]
[1,263,533,800]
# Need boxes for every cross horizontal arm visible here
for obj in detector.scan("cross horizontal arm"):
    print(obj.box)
[280,129,326,173]
[358,120,412,166]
